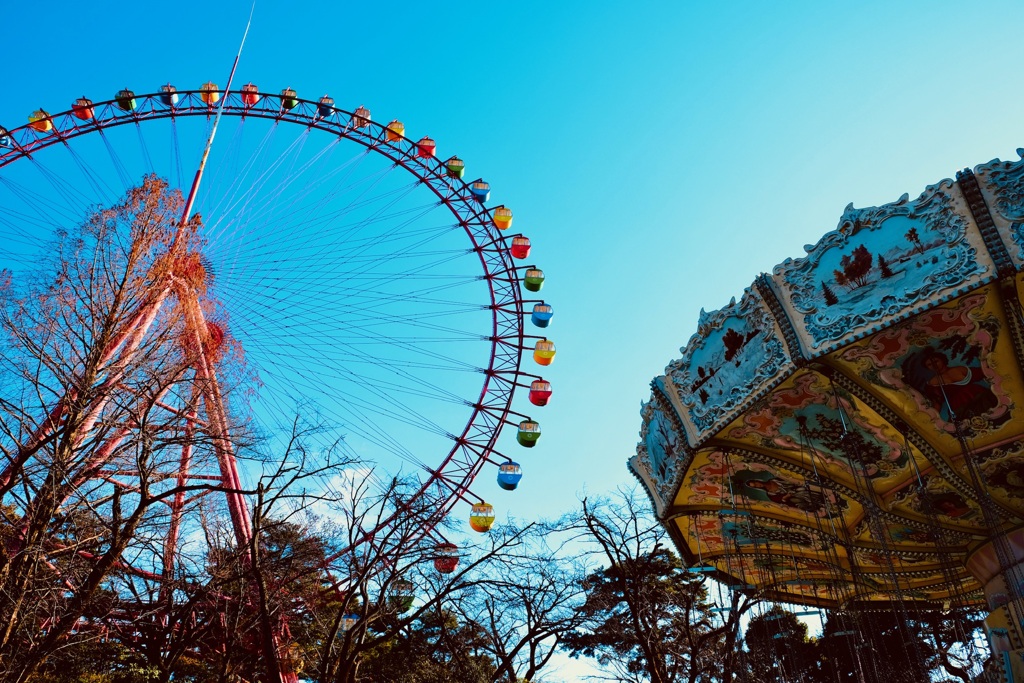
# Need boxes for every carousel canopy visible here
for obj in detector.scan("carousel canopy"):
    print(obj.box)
[632,150,1024,610]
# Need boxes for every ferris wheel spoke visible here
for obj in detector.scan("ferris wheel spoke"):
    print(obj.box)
[134,123,155,176]
[240,329,472,423]
[0,172,85,237]
[223,295,487,369]
[201,123,320,233]
[244,362,432,469]
[63,143,121,208]
[210,215,459,289]
[250,337,478,405]
[234,332,468,447]
[202,162,409,268]
[97,128,135,191]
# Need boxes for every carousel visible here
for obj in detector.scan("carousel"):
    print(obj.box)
[633,151,1024,681]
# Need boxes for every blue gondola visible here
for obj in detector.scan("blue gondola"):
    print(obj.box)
[531,303,554,328]
[497,461,523,490]
[160,84,178,106]
[470,179,490,203]
[318,95,335,117]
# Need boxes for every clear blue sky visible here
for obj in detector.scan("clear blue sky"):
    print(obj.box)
[4,0,1024,527]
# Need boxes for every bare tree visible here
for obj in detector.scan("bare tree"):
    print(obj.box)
[0,174,594,683]
[451,524,588,683]
[0,177,259,682]
[298,468,551,683]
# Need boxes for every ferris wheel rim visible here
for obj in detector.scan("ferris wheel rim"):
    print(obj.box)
[0,87,530,532]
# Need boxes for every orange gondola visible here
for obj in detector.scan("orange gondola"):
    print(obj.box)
[200,82,219,106]
[386,120,405,142]
[28,110,52,133]
[534,339,556,366]
[492,207,513,230]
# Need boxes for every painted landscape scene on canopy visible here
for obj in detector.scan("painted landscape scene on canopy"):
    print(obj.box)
[774,579,846,602]
[702,552,838,577]
[852,546,937,569]
[773,190,985,350]
[639,398,684,487]
[839,293,1014,437]
[726,373,909,482]
[665,290,790,434]
[868,515,971,548]
[720,517,832,552]
[684,451,852,519]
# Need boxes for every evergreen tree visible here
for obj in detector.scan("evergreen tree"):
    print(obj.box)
[564,491,753,683]
[821,281,839,306]
[878,255,894,278]
[739,607,817,683]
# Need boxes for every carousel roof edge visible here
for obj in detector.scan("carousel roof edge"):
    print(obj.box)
[636,146,1024,510]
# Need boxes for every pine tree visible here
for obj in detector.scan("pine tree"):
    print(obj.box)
[821,281,839,306]
[877,255,894,278]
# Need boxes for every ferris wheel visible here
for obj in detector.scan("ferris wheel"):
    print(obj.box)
[0,84,555,587]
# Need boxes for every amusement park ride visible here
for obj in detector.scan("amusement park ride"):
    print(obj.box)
[633,151,1024,681]
[0,75,554,680]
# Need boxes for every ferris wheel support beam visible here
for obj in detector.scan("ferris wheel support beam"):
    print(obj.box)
[161,403,197,605]
[176,3,252,235]
[0,289,170,495]
[0,286,176,555]
[175,285,297,683]
[7,372,181,557]
[179,293,251,547]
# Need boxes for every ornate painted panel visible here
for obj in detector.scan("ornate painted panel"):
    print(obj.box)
[975,439,1024,509]
[975,151,1024,267]
[660,288,793,445]
[884,471,988,533]
[768,181,993,354]
[633,395,688,512]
